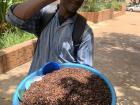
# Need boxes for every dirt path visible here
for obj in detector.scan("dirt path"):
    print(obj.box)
[90,12,140,105]
[0,62,30,105]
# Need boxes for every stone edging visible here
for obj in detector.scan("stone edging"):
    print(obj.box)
[0,39,37,74]
[79,4,126,23]
[80,8,114,23]
[113,4,126,17]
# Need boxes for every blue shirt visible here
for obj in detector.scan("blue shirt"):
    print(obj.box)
[6,4,94,74]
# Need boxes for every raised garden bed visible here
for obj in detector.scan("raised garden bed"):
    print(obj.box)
[80,4,126,23]
[113,4,126,17]
[80,8,114,23]
[0,39,37,74]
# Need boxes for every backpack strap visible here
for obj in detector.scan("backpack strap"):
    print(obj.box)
[38,4,59,37]
[39,13,56,37]
[35,10,56,55]
[72,14,87,61]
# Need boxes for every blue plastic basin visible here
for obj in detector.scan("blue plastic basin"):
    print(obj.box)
[13,62,116,105]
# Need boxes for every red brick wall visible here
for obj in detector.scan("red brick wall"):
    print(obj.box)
[80,5,125,23]
[113,4,126,17]
[0,39,37,73]
[79,8,114,23]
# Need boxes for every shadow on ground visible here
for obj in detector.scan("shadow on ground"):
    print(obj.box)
[0,73,26,104]
[94,32,140,105]
[57,75,111,105]
[0,58,29,105]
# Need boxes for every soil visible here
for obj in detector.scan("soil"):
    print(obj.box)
[21,68,111,105]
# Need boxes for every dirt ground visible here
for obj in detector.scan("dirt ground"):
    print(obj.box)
[0,12,140,105]
[92,12,140,105]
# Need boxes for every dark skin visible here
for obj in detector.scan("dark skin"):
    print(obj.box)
[58,0,84,24]
[13,0,84,21]
[59,0,84,19]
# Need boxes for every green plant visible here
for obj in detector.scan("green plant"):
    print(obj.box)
[0,0,24,23]
[80,0,99,12]
[0,28,35,49]
[111,0,125,11]
[80,0,112,12]
[0,0,35,49]
[0,0,13,23]
[0,0,14,33]
[0,0,24,31]
[105,2,112,9]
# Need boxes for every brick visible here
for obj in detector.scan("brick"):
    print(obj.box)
[18,48,26,58]
[79,8,114,23]
[102,10,105,21]
[3,51,18,63]
[3,63,8,73]
[24,57,32,63]
[6,60,18,70]
[106,9,111,20]
[0,56,3,74]
[24,54,32,60]
[26,48,33,55]
[98,11,103,22]
[87,12,91,21]
[93,12,98,23]
[89,12,94,22]
[17,57,26,65]
[0,39,37,73]
[4,51,17,59]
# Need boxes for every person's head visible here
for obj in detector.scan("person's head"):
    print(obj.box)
[59,0,84,14]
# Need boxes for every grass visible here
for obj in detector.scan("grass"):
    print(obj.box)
[80,0,125,12]
[0,0,36,50]
[0,28,35,49]
[112,0,126,11]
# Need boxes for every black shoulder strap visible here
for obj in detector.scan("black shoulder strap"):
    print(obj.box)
[39,5,58,37]
[39,13,56,37]
[72,14,87,60]
[35,12,56,55]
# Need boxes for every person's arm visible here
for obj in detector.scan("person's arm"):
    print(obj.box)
[13,0,56,20]
[76,25,94,67]
[6,0,57,36]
